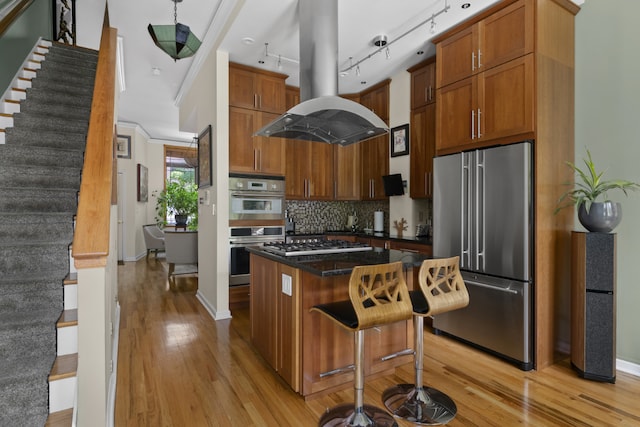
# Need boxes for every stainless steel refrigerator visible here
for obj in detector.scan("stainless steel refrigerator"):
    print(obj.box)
[433,141,533,370]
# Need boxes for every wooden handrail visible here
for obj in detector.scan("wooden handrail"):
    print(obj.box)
[0,0,34,37]
[72,9,116,269]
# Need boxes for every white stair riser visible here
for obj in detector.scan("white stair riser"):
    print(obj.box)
[2,101,20,114]
[25,60,41,70]
[0,115,13,128]
[69,248,77,274]
[15,78,31,90]
[57,325,77,356]
[49,377,76,413]
[64,284,77,311]
[21,69,36,79]
[9,89,26,101]
[0,132,4,144]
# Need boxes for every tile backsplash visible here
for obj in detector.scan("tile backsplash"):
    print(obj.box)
[285,200,389,234]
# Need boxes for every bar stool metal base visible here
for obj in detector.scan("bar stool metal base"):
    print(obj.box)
[318,403,398,427]
[382,384,457,425]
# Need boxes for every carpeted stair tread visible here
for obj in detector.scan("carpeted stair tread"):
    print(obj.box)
[29,77,95,97]
[39,59,97,78]
[0,364,50,427]
[3,127,87,150]
[40,53,97,70]
[48,42,98,58]
[0,187,78,213]
[11,112,89,134]
[0,144,85,168]
[22,87,93,109]
[0,164,81,190]
[19,99,92,121]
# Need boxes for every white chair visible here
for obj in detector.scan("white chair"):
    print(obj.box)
[164,231,198,284]
[142,224,165,259]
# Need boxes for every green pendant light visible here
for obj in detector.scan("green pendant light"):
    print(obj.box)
[148,0,202,61]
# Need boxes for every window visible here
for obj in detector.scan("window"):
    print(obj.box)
[163,145,197,224]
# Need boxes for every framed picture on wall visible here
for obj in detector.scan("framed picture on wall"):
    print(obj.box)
[137,164,148,202]
[52,0,76,45]
[198,124,212,188]
[390,124,409,157]
[116,135,131,159]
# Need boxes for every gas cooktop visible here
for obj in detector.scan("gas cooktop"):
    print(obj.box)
[262,239,373,256]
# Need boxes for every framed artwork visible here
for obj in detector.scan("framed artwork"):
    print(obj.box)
[137,164,148,202]
[116,135,131,159]
[390,124,409,157]
[198,124,212,188]
[52,0,76,45]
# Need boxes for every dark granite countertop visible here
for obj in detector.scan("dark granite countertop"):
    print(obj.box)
[248,246,432,277]
[290,230,433,246]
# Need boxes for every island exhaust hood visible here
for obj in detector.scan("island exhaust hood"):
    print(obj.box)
[254,0,389,146]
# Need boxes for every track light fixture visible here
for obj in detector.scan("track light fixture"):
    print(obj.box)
[340,0,450,75]
[148,0,202,61]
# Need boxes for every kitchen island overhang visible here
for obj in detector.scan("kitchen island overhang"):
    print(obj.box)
[247,246,432,398]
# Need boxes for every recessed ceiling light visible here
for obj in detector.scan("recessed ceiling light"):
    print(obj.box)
[152,67,161,76]
[242,37,255,45]
[339,71,349,77]
[462,3,471,9]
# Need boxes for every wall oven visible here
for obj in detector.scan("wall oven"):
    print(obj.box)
[229,174,285,221]
[229,226,284,286]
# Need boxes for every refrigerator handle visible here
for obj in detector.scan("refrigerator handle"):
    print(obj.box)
[476,150,485,271]
[461,153,470,268]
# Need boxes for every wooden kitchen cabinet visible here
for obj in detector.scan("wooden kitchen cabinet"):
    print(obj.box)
[278,263,301,392]
[436,54,534,154]
[431,0,580,370]
[436,0,533,88]
[360,81,390,121]
[229,107,286,175]
[389,240,432,255]
[250,254,278,369]
[333,143,361,200]
[229,63,286,114]
[410,59,436,109]
[410,103,436,198]
[285,85,300,110]
[285,139,334,200]
[361,134,389,200]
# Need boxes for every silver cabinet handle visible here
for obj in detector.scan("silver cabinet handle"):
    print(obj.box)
[477,49,482,69]
[254,94,258,109]
[471,110,475,139]
[424,173,428,196]
[424,87,428,103]
[471,51,476,71]
[477,108,482,138]
[253,149,258,170]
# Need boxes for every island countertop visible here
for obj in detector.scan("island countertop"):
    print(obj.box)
[247,246,432,277]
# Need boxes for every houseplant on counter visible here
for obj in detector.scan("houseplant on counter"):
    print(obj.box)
[154,176,198,230]
[556,149,640,232]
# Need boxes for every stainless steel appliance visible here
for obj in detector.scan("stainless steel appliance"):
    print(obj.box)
[229,226,284,286]
[229,174,285,221]
[263,239,372,257]
[433,141,533,370]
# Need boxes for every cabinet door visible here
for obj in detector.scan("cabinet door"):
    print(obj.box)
[285,140,308,199]
[479,0,533,72]
[257,112,286,175]
[361,135,388,200]
[250,255,278,369]
[437,26,475,88]
[367,320,412,375]
[411,62,436,109]
[361,85,389,121]
[410,104,435,198]
[308,142,334,200]
[278,264,300,392]
[229,107,258,173]
[334,144,361,200]
[229,66,257,109]
[436,76,477,153]
[285,86,300,110]
[256,74,286,114]
[479,55,534,142]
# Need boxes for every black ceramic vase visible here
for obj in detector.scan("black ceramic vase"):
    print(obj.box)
[578,201,621,233]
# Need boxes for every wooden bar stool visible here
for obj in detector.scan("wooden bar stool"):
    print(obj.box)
[311,261,413,427]
[382,256,469,425]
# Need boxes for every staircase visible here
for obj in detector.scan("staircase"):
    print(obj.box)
[0,40,97,426]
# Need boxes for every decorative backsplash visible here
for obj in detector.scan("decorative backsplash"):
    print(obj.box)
[284,200,389,234]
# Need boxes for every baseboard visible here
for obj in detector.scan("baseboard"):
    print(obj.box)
[616,358,640,378]
[106,303,121,427]
[196,291,232,321]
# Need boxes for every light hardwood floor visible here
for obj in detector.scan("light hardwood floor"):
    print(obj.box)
[115,259,640,426]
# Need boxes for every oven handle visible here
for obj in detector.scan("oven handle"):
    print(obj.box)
[229,191,285,198]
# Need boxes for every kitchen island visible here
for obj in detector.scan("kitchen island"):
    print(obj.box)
[247,246,431,398]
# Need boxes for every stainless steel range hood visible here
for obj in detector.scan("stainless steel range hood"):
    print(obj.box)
[254,0,389,146]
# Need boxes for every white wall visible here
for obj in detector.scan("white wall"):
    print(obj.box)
[575,0,640,366]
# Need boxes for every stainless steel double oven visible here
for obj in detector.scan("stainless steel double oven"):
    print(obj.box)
[229,174,285,286]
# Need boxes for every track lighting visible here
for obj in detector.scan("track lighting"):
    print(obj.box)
[430,16,437,34]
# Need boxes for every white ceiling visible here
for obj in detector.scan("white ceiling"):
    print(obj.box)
[111,0,582,143]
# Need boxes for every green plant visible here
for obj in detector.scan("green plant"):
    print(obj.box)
[556,149,640,214]
[154,176,198,229]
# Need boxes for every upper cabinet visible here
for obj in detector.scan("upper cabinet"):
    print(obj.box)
[359,81,390,201]
[334,144,361,200]
[229,63,287,114]
[410,60,436,109]
[436,0,533,88]
[434,0,535,154]
[286,140,334,200]
[360,80,390,122]
[285,86,300,110]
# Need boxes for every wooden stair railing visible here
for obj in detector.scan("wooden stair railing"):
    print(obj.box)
[0,0,35,37]
[72,9,116,268]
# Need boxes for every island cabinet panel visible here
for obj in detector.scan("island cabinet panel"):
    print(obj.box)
[250,254,279,370]
[278,263,301,392]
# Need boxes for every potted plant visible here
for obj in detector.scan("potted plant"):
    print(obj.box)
[154,176,198,230]
[556,149,640,232]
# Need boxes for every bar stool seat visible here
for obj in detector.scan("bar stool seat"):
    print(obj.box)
[382,256,469,425]
[311,262,413,427]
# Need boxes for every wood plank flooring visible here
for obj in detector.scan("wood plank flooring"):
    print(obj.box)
[115,259,640,426]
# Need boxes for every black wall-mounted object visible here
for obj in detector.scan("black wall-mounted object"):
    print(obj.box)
[382,173,404,196]
[571,231,616,383]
